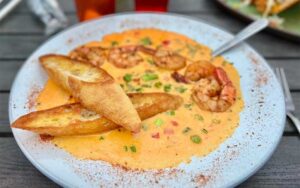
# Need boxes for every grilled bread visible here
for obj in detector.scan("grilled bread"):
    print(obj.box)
[12,103,118,136]
[39,54,141,132]
[12,93,183,136]
[128,93,183,120]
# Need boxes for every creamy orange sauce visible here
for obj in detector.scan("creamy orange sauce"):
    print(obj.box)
[36,29,244,170]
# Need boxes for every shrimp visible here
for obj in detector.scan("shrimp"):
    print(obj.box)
[192,67,236,112]
[108,45,143,68]
[139,46,186,70]
[69,46,107,67]
[184,61,215,81]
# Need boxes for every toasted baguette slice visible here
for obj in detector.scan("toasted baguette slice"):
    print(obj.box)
[39,54,141,132]
[12,93,183,136]
[12,103,118,136]
[128,93,183,120]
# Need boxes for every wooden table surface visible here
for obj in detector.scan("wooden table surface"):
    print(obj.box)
[0,0,299,187]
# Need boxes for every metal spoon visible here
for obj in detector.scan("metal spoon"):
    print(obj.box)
[212,19,269,57]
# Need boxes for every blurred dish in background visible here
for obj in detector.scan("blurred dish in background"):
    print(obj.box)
[74,0,169,21]
[74,0,115,21]
[135,0,168,11]
[27,0,68,36]
[248,0,300,16]
[217,0,300,42]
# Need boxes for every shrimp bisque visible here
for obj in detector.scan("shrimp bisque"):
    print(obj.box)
[36,28,244,170]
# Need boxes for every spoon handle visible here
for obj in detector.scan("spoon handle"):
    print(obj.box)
[212,19,269,57]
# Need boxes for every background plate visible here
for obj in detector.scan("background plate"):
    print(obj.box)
[9,13,285,188]
[217,0,300,42]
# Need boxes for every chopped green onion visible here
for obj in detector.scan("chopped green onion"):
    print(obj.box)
[212,119,221,124]
[182,127,191,134]
[111,41,119,47]
[154,118,164,127]
[140,37,152,46]
[142,73,158,81]
[147,59,155,65]
[124,146,128,152]
[184,103,193,110]
[135,88,143,92]
[190,135,201,144]
[175,86,187,93]
[141,84,152,88]
[130,145,137,153]
[123,74,132,82]
[194,114,204,121]
[99,136,105,140]
[154,82,162,88]
[202,129,208,134]
[141,124,148,131]
[164,84,172,92]
[166,110,175,116]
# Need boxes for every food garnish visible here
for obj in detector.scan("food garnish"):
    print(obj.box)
[154,118,164,127]
[190,135,201,144]
[182,127,191,134]
[123,74,133,82]
[202,129,208,134]
[142,73,159,81]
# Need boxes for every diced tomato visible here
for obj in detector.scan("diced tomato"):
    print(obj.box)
[162,40,170,46]
[151,132,160,139]
[164,128,174,135]
[170,120,178,127]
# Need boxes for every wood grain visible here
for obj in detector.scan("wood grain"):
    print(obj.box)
[0,137,298,187]
[0,14,78,34]
[0,35,46,59]
[0,60,22,91]
[169,0,218,13]
[239,137,300,188]
[0,138,59,188]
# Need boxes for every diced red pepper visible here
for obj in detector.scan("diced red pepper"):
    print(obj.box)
[151,132,160,139]
[162,40,170,46]
[170,120,178,127]
[164,128,174,135]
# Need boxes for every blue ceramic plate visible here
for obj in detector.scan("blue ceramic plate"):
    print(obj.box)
[9,13,285,187]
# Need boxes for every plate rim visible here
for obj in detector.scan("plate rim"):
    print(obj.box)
[8,12,286,187]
